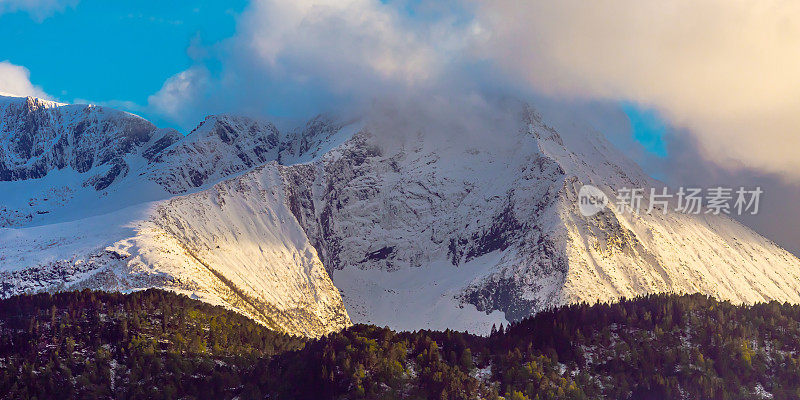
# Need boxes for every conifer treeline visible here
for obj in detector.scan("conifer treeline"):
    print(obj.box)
[1,289,799,399]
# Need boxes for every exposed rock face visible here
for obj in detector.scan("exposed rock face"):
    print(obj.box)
[272,106,800,331]
[278,117,570,325]
[0,96,181,189]
[147,115,281,194]
[278,114,350,163]
[0,98,298,228]
[3,94,800,337]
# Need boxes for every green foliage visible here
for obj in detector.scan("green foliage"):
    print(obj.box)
[2,290,800,399]
[0,289,303,399]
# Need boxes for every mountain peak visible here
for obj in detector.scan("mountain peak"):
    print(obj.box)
[522,104,565,146]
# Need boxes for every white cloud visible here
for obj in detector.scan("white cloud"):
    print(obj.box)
[0,61,50,98]
[147,66,210,125]
[240,0,442,87]
[0,0,78,20]
[473,0,800,181]
[148,0,476,127]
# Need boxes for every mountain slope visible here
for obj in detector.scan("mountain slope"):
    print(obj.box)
[144,114,281,194]
[0,95,354,337]
[274,106,800,331]
[2,94,800,337]
[0,167,352,336]
[0,95,182,226]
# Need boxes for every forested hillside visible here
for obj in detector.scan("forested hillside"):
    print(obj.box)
[2,289,799,399]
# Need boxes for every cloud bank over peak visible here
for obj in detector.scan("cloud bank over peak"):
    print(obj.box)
[476,0,800,182]
[148,0,800,182]
[242,0,440,84]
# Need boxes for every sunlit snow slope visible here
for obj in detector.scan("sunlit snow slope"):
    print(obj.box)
[0,95,352,337]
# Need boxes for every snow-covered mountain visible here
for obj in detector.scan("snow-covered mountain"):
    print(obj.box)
[0,95,352,336]
[2,93,800,337]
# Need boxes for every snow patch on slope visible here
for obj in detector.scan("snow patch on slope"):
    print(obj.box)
[334,251,508,334]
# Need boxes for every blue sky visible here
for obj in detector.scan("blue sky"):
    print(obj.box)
[0,0,245,117]
[621,104,667,158]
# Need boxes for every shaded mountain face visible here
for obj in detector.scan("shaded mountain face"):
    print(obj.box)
[145,115,280,194]
[0,98,341,228]
[272,107,800,330]
[0,96,181,189]
[2,94,800,337]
